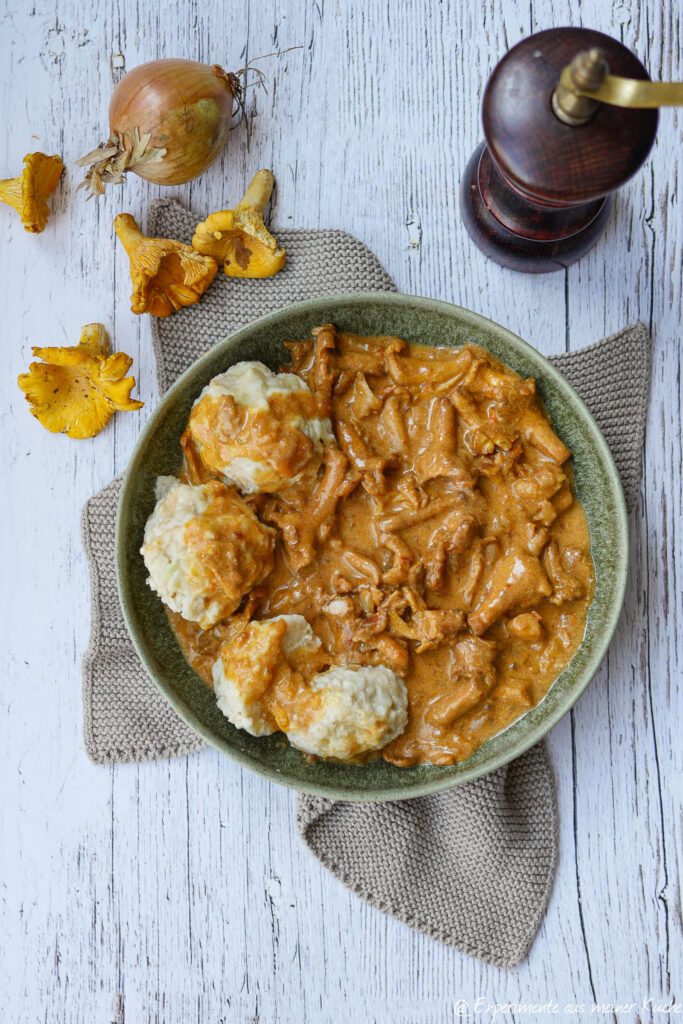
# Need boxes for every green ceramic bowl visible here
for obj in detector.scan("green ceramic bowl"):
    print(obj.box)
[117,293,628,801]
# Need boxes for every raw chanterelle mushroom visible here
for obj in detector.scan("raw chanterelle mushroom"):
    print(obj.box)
[114,212,218,317]
[17,323,143,439]
[0,152,63,233]
[192,169,286,279]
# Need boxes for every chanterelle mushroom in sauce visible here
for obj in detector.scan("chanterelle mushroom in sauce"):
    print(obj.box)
[161,327,594,766]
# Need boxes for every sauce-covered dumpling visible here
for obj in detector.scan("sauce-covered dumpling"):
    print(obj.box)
[212,614,324,736]
[285,665,408,761]
[181,361,333,494]
[212,614,408,760]
[141,477,275,629]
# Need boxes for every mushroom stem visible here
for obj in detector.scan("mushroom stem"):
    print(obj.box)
[79,323,110,358]
[113,212,145,254]
[234,169,275,215]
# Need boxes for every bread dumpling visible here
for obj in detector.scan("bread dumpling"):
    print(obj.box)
[212,615,408,761]
[141,476,275,629]
[182,361,333,494]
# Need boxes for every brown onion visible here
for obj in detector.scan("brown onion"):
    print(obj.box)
[77,59,240,195]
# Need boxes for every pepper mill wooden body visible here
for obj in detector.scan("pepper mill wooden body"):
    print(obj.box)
[460,28,658,273]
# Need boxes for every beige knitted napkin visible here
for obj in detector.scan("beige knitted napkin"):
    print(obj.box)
[82,198,651,967]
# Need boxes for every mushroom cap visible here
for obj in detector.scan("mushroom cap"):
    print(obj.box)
[114,212,218,317]
[191,169,286,279]
[0,152,63,233]
[17,323,143,439]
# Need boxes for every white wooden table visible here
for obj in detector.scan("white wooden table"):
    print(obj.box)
[2,2,681,1021]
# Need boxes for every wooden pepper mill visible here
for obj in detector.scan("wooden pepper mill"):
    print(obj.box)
[460,27,683,273]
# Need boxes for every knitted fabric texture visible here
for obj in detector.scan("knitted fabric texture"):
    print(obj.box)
[148,199,398,394]
[81,199,651,967]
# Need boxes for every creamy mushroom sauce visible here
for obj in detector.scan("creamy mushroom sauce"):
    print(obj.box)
[169,328,594,766]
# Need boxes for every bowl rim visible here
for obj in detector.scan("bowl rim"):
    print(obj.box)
[116,291,629,800]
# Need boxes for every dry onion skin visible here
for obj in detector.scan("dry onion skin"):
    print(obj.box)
[17,323,144,439]
[76,59,241,196]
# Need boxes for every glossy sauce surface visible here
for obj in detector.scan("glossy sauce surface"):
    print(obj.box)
[171,330,594,766]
